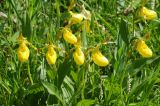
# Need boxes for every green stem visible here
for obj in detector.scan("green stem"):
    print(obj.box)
[18,63,22,81]
[81,66,85,100]
[56,0,60,30]
[28,62,33,85]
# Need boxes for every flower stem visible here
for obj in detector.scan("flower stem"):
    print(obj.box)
[28,62,33,85]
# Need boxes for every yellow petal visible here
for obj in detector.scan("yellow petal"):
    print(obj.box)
[46,45,57,65]
[73,47,85,65]
[92,50,109,67]
[136,40,152,58]
[63,28,77,44]
[69,11,84,24]
[141,7,157,20]
[18,43,30,63]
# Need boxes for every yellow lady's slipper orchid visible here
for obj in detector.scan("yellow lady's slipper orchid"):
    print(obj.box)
[69,11,84,24]
[46,45,57,65]
[73,47,85,65]
[140,7,157,20]
[63,28,77,44]
[136,40,152,58]
[18,42,30,63]
[92,50,109,67]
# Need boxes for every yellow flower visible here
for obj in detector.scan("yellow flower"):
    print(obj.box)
[73,47,85,65]
[140,7,157,20]
[18,42,30,63]
[63,28,77,44]
[46,45,57,65]
[69,11,84,24]
[136,40,152,58]
[92,50,109,67]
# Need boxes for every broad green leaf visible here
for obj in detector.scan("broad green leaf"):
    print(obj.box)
[149,19,160,30]
[128,72,159,101]
[128,79,148,100]
[76,99,95,106]
[28,83,44,94]
[57,58,72,88]
[7,0,22,21]
[0,78,11,94]
[22,12,32,39]
[70,70,77,82]
[127,56,160,76]
[119,19,129,44]
[61,76,74,104]
[42,82,64,105]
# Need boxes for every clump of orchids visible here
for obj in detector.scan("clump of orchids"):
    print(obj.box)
[61,4,109,67]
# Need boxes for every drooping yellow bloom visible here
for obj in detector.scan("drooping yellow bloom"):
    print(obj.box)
[69,11,84,24]
[136,40,152,58]
[18,42,30,63]
[92,50,109,67]
[73,47,85,65]
[46,45,57,65]
[140,7,157,20]
[63,28,77,44]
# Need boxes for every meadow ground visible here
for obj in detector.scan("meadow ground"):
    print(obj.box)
[0,0,160,105]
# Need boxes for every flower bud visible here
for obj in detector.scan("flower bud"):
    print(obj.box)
[46,45,57,65]
[18,42,30,63]
[136,40,152,58]
[63,28,77,44]
[92,50,109,67]
[73,47,85,65]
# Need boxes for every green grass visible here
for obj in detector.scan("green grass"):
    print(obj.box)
[0,0,160,105]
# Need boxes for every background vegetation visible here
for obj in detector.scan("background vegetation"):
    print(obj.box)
[0,0,160,105]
